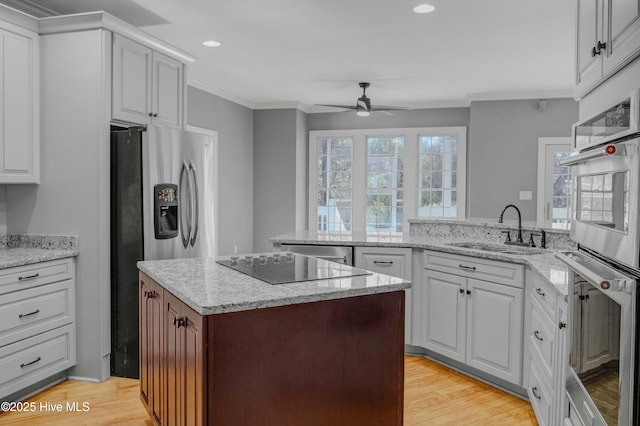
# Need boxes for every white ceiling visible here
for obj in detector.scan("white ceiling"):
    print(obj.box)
[14,0,576,111]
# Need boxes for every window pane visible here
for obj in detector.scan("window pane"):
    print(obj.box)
[316,137,353,236]
[366,136,404,236]
[418,134,461,219]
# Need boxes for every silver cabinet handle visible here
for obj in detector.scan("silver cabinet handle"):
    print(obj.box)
[20,357,41,368]
[535,288,545,297]
[458,264,476,271]
[373,260,393,266]
[18,273,40,281]
[531,386,541,400]
[534,330,544,341]
[317,255,348,263]
[18,309,40,319]
[189,162,199,248]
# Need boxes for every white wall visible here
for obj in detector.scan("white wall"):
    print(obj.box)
[468,99,578,221]
[253,109,301,252]
[6,29,111,381]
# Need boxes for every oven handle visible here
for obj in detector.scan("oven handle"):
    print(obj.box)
[559,143,625,166]
[556,251,632,291]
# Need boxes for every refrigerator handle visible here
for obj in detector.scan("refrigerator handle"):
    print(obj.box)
[189,161,199,247]
[179,160,191,249]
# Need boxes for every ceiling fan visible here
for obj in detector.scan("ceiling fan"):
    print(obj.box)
[317,82,411,116]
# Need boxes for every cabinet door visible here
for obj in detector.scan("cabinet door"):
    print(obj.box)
[112,34,152,124]
[181,303,205,426]
[355,247,412,345]
[0,27,39,183]
[580,285,617,372]
[552,298,569,426]
[422,269,466,363]
[165,290,205,426]
[604,0,640,75]
[575,0,604,96]
[139,274,163,424]
[152,52,183,129]
[466,278,523,385]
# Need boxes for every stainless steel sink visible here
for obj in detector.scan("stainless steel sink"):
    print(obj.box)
[446,242,547,255]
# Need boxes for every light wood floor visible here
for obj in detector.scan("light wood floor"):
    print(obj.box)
[0,356,537,425]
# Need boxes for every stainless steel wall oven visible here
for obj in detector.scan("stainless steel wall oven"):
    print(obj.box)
[558,89,640,425]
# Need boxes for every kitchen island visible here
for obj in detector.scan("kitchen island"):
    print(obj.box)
[137,254,410,426]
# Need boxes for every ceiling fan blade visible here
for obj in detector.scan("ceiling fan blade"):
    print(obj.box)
[370,105,411,111]
[379,110,394,116]
[315,104,357,110]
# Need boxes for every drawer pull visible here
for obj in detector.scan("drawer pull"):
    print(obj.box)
[534,330,544,341]
[535,287,545,297]
[20,356,41,368]
[18,273,40,281]
[373,260,394,266]
[18,309,40,319]
[531,386,541,400]
[458,264,476,271]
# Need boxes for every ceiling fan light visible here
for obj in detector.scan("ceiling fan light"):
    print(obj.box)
[357,110,370,117]
[202,40,221,47]
[413,4,435,14]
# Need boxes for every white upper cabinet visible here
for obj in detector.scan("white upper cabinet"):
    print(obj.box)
[0,22,39,184]
[575,0,640,98]
[112,34,184,129]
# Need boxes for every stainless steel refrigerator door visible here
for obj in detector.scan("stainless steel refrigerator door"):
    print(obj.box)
[184,131,216,258]
[142,125,188,260]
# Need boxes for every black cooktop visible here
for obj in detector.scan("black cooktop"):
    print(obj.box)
[216,253,372,285]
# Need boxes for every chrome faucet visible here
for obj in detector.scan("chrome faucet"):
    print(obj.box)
[498,204,524,245]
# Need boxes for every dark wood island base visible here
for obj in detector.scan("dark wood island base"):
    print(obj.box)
[139,272,405,426]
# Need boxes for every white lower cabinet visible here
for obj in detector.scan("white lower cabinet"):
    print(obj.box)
[524,271,569,426]
[0,258,76,399]
[418,250,524,385]
[354,247,412,344]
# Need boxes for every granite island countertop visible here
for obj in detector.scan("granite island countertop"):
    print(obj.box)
[271,229,571,298]
[137,256,411,315]
[0,234,79,269]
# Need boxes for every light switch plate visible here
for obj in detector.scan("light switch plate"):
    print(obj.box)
[519,191,533,200]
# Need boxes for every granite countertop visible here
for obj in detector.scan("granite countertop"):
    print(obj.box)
[137,256,411,315]
[0,234,79,269]
[271,231,571,297]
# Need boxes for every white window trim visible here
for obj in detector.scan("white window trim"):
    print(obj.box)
[308,127,467,235]
[536,137,571,228]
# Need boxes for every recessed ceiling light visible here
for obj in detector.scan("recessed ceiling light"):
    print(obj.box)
[202,40,221,47]
[413,4,435,14]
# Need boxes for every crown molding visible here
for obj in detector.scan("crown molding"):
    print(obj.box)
[0,2,39,32]
[188,77,256,109]
[38,11,197,63]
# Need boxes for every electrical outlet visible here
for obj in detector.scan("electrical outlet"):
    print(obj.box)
[519,191,533,200]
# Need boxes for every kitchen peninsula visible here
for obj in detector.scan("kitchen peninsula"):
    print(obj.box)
[137,255,410,425]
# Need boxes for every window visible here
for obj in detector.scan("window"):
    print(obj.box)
[309,127,466,237]
[418,135,459,218]
[537,137,571,229]
[315,137,353,235]
[367,136,404,234]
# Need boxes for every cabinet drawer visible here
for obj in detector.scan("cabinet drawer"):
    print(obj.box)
[354,247,412,280]
[531,273,556,318]
[528,358,553,426]
[424,250,524,288]
[0,280,74,347]
[528,298,555,380]
[0,324,75,399]
[0,258,74,295]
